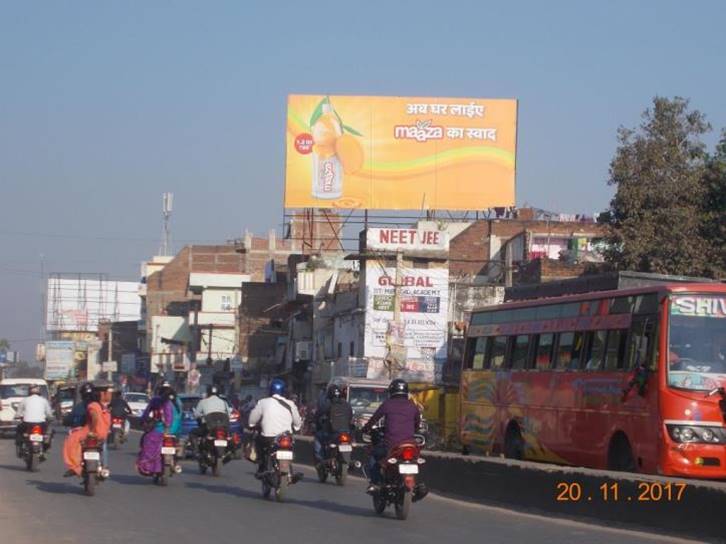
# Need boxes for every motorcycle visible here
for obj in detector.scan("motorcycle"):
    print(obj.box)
[198,425,232,477]
[18,422,52,472]
[80,435,109,497]
[259,432,301,502]
[316,431,353,486]
[108,416,127,449]
[153,434,182,486]
[364,426,428,520]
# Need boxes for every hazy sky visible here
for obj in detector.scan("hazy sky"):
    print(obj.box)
[1,1,725,359]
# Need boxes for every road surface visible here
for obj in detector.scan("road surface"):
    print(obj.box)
[0,429,699,544]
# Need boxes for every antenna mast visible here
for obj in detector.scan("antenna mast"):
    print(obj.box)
[160,192,173,256]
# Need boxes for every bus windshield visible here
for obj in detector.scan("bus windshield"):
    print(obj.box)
[668,295,726,391]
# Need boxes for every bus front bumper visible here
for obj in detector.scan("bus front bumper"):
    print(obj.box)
[662,443,726,478]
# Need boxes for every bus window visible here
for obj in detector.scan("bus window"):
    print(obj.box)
[472,337,487,370]
[610,297,634,314]
[555,331,585,370]
[510,335,530,370]
[585,330,607,371]
[489,336,508,369]
[627,318,657,370]
[533,333,554,370]
[605,329,628,370]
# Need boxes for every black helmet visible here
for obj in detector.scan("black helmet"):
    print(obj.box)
[388,379,408,398]
[156,381,173,398]
[80,382,94,401]
[207,384,219,397]
[327,384,342,400]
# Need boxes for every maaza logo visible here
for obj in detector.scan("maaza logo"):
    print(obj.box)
[393,119,444,142]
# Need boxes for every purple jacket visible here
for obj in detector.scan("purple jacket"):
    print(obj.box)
[363,397,421,447]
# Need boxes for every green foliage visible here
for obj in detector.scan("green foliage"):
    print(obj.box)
[0,338,9,351]
[700,130,726,277]
[603,97,723,277]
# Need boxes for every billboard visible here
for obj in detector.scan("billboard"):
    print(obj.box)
[285,95,517,210]
[44,341,76,381]
[366,227,450,252]
[46,278,141,332]
[364,264,449,382]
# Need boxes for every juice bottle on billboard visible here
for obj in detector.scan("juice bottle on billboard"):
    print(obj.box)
[311,104,343,200]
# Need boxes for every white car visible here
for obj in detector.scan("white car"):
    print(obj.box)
[124,392,149,418]
[0,378,50,435]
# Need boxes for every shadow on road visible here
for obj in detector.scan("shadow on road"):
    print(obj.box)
[26,479,82,495]
[185,481,261,500]
[290,497,377,518]
[110,473,154,486]
[0,463,31,473]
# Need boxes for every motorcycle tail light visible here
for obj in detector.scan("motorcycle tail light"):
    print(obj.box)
[339,432,351,444]
[215,428,227,439]
[233,433,241,444]
[163,435,176,447]
[85,436,99,448]
[278,435,292,449]
[401,446,416,461]
[113,418,123,424]
[31,425,43,435]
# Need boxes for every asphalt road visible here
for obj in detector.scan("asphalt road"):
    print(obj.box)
[0,429,700,544]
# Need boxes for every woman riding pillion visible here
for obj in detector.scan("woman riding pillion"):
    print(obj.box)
[136,382,178,476]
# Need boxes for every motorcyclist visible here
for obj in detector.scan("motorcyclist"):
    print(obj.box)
[190,385,231,451]
[247,378,302,478]
[14,384,53,457]
[109,390,133,436]
[361,378,421,493]
[63,382,112,478]
[314,384,353,466]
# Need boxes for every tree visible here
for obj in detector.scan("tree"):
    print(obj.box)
[701,130,726,277]
[0,338,9,351]
[603,97,712,276]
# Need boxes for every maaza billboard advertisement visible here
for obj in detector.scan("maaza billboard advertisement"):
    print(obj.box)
[285,95,517,210]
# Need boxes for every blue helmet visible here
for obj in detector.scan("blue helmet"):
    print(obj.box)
[269,378,286,397]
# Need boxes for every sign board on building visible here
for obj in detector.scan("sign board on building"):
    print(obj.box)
[364,265,449,382]
[366,227,449,252]
[120,353,136,374]
[44,341,76,381]
[101,361,118,373]
[285,95,517,210]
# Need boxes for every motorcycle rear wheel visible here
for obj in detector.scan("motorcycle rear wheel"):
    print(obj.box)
[212,457,222,477]
[109,432,118,450]
[158,470,168,486]
[84,473,95,497]
[395,490,412,520]
[372,493,386,515]
[335,460,347,486]
[275,475,288,503]
[262,479,272,499]
[26,453,39,472]
[198,462,207,475]
[316,464,328,483]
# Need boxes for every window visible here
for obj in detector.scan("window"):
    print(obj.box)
[533,333,554,370]
[555,331,586,370]
[488,336,507,369]
[509,335,530,370]
[349,341,355,357]
[221,294,233,311]
[584,330,607,371]
[605,329,628,370]
[337,342,342,358]
[627,318,657,370]
[466,337,487,370]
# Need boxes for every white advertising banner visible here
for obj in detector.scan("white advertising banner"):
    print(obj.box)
[44,341,76,381]
[364,265,448,382]
[366,227,449,252]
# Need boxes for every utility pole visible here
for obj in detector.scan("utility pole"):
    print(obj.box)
[107,325,113,382]
[207,324,213,365]
[386,250,405,379]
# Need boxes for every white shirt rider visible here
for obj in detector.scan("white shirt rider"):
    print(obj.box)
[16,393,53,423]
[248,394,302,438]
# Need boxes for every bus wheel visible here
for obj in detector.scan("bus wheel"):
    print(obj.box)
[504,423,524,460]
[608,433,636,472]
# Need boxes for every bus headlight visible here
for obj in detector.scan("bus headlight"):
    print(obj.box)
[667,424,724,443]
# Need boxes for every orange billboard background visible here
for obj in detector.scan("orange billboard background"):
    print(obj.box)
[284,95,517,210]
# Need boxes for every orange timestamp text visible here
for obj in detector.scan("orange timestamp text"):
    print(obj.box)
[555,481,687,502]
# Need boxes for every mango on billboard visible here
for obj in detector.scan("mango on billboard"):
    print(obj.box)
[285,94,517,210]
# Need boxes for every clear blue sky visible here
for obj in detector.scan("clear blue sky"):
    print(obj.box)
[1,0,725,359]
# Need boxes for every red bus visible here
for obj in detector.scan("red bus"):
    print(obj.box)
[459,283,726,478]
